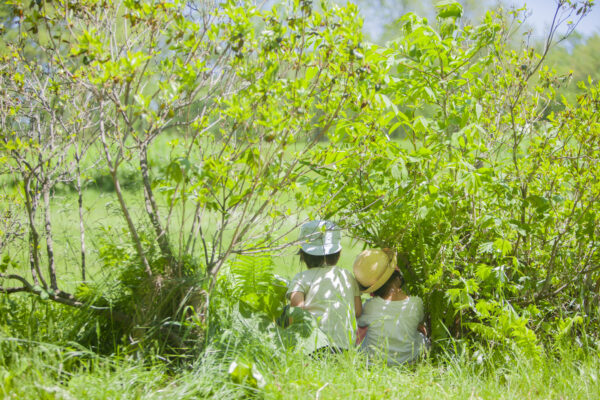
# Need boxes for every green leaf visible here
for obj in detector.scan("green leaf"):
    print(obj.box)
[0,254,10,273]
[417,206,429,219]
[228,360,252,384]
[476,264,492,282]
[417,147,433,157]
[166,160,183,183]
[305,66,318,82]
[282,307,330,354]
[436,1,463,19]
[251,364,267,389]
[377,94,398,115]
[227,359,266,389]
[526,195,550,214]
[390,164,401,180]
[440,21,457,38]
[508,219,529,236]
[493,238,512,256]
[424,86,436,101]
[352,49,364,59]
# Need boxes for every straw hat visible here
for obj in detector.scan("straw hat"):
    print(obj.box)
[298,220,342,256]
[353,249,397,293]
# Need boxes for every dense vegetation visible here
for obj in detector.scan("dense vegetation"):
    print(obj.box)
[1,0,599,398]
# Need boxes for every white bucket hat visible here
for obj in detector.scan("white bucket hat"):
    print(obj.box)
[298,220,342,256]
[353,249,397,293]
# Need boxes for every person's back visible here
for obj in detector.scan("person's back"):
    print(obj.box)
[286,220,361,351]
[353,249,428,365]
[288,265,358,348]
[359,294,426,365]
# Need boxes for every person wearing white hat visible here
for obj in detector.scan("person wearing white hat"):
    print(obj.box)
[353,249,429,365]
[286,220,362,353]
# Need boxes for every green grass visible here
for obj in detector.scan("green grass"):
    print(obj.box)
[1,188,147,293]
[1,328,599,399]
[2,285,599,400]
[3,179,366,291]
[264,350,600,399]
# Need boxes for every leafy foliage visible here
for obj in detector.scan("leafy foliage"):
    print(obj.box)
[300,1,600,354]
[545,33,600,112]
[0,0,379,353]
[220,254,287,321]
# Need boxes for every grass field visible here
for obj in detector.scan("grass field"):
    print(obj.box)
[3,163,367,290]
[2,314,599,400]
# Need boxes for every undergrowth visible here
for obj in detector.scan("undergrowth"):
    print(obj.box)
[2,253,599,399]
[1,299,599,400]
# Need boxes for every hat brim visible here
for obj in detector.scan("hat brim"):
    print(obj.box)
[360,251,398,294]
[362,265,395,294]
[301,243,342,256]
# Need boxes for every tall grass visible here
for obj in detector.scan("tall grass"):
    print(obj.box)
[2,295,599,400]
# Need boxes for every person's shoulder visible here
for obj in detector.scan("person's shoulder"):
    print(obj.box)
[332,266,361,287]
[332,265,355,278]
[290,270,305,280]
[288,269,320,294]
[405,296,424,313]
[408,296,423,306]
[290,269,314,282]
[362,297,384,312]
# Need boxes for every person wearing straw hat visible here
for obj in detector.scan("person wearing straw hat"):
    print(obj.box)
[286,220,362,353]
[353,249,429,365]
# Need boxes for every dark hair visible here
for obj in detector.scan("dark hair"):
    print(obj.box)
[372,270,404,298]
[299,250,341,269]
[324,251,341,266]
[299,250,325,269]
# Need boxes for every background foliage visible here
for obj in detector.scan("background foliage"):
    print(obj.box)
[308,0,600,356]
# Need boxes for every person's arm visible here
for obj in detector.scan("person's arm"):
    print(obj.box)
[415,297,428,337]
[354,296,362,318]
[355,300,367,345]
[289,291,305,308]
[356,326,368,345]
[417,323,428,337]
[287,291,306,326]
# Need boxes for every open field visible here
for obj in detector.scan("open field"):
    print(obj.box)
[1,129,370,289]
[1,187,365,285]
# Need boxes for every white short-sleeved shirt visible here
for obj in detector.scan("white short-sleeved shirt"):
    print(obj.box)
[286,266,360,349]
[358,296,427,365]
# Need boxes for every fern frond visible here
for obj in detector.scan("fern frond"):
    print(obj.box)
[228,254,274,297]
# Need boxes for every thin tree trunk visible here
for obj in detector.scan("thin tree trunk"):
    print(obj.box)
[43,181,58,290]
[99,101,153,277]
[139,141,173,267]
[23,175,45,288]
[75,148,86,281]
